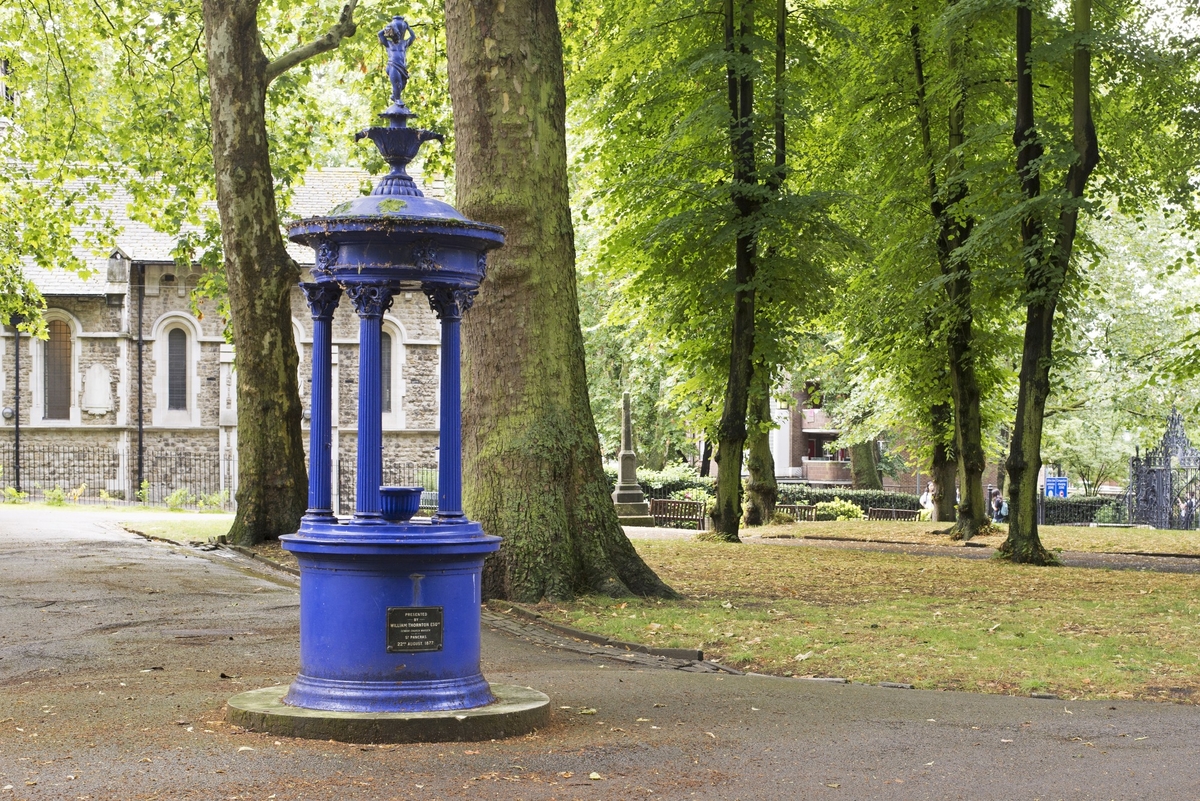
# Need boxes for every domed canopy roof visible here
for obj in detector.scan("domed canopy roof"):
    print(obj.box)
[286,72,503,287]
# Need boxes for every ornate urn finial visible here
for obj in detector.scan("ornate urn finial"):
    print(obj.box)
[354,13,444,198]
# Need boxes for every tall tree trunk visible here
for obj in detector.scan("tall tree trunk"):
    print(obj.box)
[930,402,958,522]
[1001,0,1098,564]
[743,387,777,525]
[711,0,761,542]
[445,0,676,600]
[909,17,988,540]
[202,0,308,545]
[741,0,786,529]
[850,441,883,490]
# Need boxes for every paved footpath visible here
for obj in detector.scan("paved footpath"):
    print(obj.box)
[3,508,1200,800]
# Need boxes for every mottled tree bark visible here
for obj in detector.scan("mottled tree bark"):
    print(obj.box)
[743,389,777,526]
[850,441,883,490]
[445,0,676,601]
[1001,0,1097,564]
[930,402,958,522]
[202,0,307,544]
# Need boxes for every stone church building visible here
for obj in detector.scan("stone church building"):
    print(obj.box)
[0,170,443,509]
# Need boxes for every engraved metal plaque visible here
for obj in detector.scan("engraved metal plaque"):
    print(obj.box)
[386,606,444,653]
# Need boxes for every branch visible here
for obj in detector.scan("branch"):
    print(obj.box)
[265,0,360,85]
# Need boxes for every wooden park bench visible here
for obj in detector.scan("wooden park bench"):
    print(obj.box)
[776,503,817,522]
[867,507,919,522]
[650,498,707,530]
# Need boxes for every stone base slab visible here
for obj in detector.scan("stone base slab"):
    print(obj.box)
[226,682,549,744]
[614,501,651,516]
[618,516,656,527]
[612,486,648,505]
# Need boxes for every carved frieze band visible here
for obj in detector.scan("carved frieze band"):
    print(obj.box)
[412,240,440,271]
[423,284,477,321]
[313,240,340,278]
[300,282,342,320]
[345,282,395,319]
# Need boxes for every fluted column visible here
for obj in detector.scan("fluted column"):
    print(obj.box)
[424,285,478,523]
[346,282,393,523]
[300,282,342,520]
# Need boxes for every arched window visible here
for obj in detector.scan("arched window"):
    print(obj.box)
[150,312,201,427]
[44,319,72,419]
[381,331,393,414]
[380,319,407,430]
[167,328,188,410]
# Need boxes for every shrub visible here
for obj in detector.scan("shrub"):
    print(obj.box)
[165,487,195,511]
[45,486,66,507]
[68,483,87,504]
[778,486,920,513]
[198,489,229,511]
[813,497,865,521]
[136,480,150,504]
[605,463,715,498]
[4,486,28,504]
[770,510,796,524]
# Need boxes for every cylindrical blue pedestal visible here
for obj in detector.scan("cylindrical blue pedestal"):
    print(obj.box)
[281,520,500,713]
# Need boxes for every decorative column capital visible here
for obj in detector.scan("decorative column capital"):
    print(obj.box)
[423,284,477,321]
[300,282,342,320]
[345,282,394,319]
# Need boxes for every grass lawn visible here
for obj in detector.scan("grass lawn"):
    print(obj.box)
[120,516,234,543]
[749,519,1200,556]
[529,538,1200,703]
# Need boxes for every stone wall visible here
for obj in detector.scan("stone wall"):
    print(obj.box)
[403,346,439,428]
[0,277,444,508]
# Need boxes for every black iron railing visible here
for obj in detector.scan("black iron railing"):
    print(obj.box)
[337,458,438,515]
[0,444,235,509]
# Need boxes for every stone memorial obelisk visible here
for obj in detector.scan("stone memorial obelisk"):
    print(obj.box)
[612,392,654,526]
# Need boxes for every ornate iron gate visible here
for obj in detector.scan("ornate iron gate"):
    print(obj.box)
[1130,409,1200,529]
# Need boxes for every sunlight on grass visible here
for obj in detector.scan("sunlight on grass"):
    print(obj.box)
[121,517,233,543]
[748,519,1200,556]
[531,539,1200,703]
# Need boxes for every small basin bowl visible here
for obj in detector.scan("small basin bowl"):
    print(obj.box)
[380,486,424,522]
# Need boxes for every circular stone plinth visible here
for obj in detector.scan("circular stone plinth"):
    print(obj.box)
[226,683,549,744]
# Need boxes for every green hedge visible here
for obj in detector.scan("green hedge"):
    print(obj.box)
[1042,495,1126,525]
[777,486,922,513]
[602,467,921,513]
[604,465,715,498]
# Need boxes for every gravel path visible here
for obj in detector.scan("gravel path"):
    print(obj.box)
[4,507,1200,800]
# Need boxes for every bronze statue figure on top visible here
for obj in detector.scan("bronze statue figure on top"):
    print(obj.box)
[379,15,416,112]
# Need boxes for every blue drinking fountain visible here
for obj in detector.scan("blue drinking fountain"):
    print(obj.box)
[226,15,548,742]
